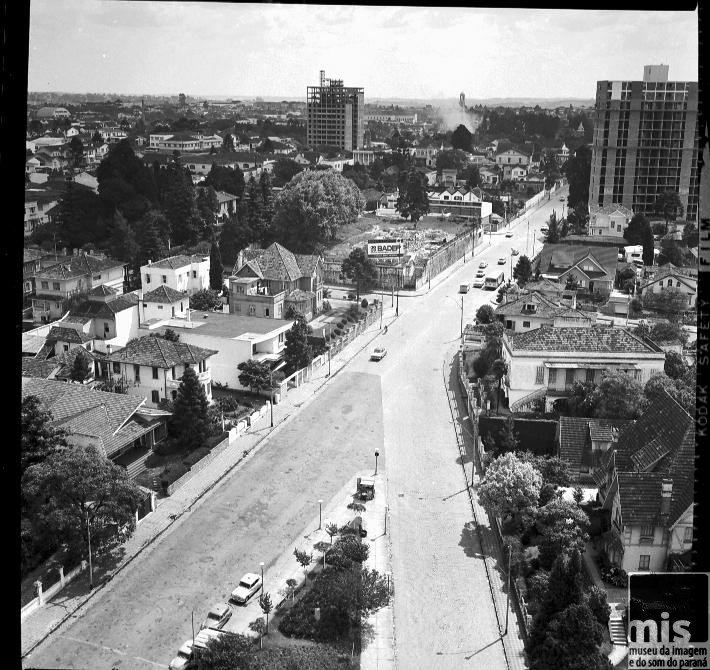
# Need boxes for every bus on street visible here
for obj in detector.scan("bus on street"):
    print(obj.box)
[484,271,504,290]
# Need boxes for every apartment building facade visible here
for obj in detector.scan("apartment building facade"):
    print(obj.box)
[306,70,364,151]
[588,64,699,221]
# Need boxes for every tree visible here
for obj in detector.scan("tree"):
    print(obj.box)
[496,414,518,451]
[565,145,591,209]
[654,190,684,224]
[203,163,245,198]
[283,315,313,373]
[200,633,254,669]
[219,211,253,268]
[534,498,590,569]
[272,157,303,187]
[163,328,180,342]
[395,168,430,223]
[513,255,533,286]
[258,592,273,634]
[325,522,339,545]
[53,181,104,249]
[475,304,495,324]
[134,211,168,269]
[22,444,144,559]
[463,165,481,188]
[623,213,654,265]
[294,548,313,577]
[435,149,468,172]
[68,136,84,170]
[517,453,572,488]
[644,373,695,416]
[168,365,211,451]
[161,162,200,245]
[555,379,597,415]
[21,396,68,476]
[107,210,139,268]
[221,133,235,153]
[664,351,687,380]
[545,211,560,244]
[271,169,364,253]
[585,586,611,627]
[591,371,645,419]
[567,204,589,236]
[209,241,224,291]
[539,150,560,189]
[477,452,542,521]
[682,221,698,248]
[643,287,690,317]
[236,359,272,394]
[451,124,473,151]
[248,617,266,650]
[341,248,378,301]
[649,319,688,345]
[658,238,686,266]
[70,350,92,382]
[189,288,222,312]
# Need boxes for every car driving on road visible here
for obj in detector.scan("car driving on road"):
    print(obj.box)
[472,277,485,288]
[371,347,387,361]
[476,270,485,278]
[505,231,513,238]
[230,573,262,604]
[200,603,233,630]
[479,261,488,268]
[498,257,506,265]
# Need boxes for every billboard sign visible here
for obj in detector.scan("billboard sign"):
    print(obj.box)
[367,239,404,257]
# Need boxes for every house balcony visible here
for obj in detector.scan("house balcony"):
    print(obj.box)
[166,369,211,387]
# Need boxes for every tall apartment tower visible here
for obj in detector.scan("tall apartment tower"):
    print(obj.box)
[588,65,699,221]
[306,70,364,151]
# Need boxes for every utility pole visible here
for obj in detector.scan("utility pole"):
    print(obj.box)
[460,295,463,336]
[380,285,383,329]
[504,544,511,635]
[85,507,94,590]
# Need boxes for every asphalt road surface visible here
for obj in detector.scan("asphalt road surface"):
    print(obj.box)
[23,189,564,669]
[23,372,385,669]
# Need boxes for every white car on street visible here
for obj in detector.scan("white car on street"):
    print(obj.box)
[200,603,233,630]
[230,573,262,604]
[479,261,488,268]
[473,277,485,288]
[498,257,506,265]
[371,347,387,361]
[505,232,513,238]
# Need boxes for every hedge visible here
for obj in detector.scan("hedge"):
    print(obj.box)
[205,431,229,450]
[479,416,558,456]
[182,446,213,468]
[160,462,190,487]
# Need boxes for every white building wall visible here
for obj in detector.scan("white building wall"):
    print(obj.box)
[173,332,252,390]
[621,525,668,573]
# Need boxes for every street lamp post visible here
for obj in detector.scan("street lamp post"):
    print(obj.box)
[486,399,491,417]
[85,507,94,590]
[269,361,286,428]
[504,544,511,635]
[327,323,332,377]
[384,505,388,535]
[460,294,464,337]
[260,561,265,595]
[374,450,380,476]
[318,499,323,530]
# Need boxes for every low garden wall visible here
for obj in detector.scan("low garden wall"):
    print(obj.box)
[21,560,87,622]
[478,416,558,456]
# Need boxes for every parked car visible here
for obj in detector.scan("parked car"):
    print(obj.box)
[498,257,506,265]
[169,641,194,670]
[230,573,262,604]
[473,277,485,288]
[511,249,519,256]
[476,270,486,278]
[200,603,233,631]
[479,261,488,268]
[505,232,514,238]
[559,197,565,201]
[371,346,387,361]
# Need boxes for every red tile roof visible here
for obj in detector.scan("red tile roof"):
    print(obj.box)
[102,334,217,369]
[507,325,662,354]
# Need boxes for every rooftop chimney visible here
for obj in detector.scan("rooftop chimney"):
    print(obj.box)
[147,259,152,266]
[661,478,673,516]
[106,344,112,355]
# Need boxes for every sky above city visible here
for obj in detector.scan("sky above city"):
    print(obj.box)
[28,1,698,100]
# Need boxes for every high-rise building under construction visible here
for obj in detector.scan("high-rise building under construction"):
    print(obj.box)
[588,64,699,221]
[306,70,364,151]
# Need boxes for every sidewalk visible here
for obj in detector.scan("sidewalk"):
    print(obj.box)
[21,306,397,659]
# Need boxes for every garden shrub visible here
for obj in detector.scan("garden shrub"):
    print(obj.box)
[154,438,182,456]
[321,300,331,313]
[586,585,611,626]
[145,451,164,468]
[182,446,212,468]
[347,292,356,300]
[600,565,627,588]
[361,298,368,308]
[160,462,190,487]
[525,570,550,615]
[205,431,229,450]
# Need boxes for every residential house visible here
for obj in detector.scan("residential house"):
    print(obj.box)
[229,242,324,320]
[588,204,634,238]
[558,417,634,483]
[438,168,458,187]
[24,190,59,237]
[97,334,217,407]
[479,167,500,185]
[494,290,594,332]
[508,165,528,182]
[153,312,293,391]
[495,148,531,167]
[22,377,168,479]
[100,127,128,143]
[427,186,492,225]
[408,142,440,167]
[23,248,44,299]
[148,132,223,152]
[215,190,239,219]
[140,255,210,296]
[36,107,71,119]
[73,171,99,192]
[502,326,666,412]
[352,149,376,166]
[593,390,694,572]
[317,155,353,172]
[32,253,127,324]
[556,143,570,164]
[640,265,697,309]
[140,285,190,324]
[535,244,619,294]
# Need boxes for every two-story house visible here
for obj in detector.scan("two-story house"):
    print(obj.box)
[215,190,239,220]
[32,253,127,324]
[495,148,531,167]
[140,285,190,325]
[535,244,619,295]
[494,290,594,332]
[98,334,217,408]
[140,255,210,296]
[588,204,634,238]
[229,243,324,320]
[502,326,666,412]
[23,248,44,301]
[153,311,294,391]
[640,264,697,309]
[593,390,694,573]
[24,191,59,237]
[558,417,634,483]
[426,186,492,225]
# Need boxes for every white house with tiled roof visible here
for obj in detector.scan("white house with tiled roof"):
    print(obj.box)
[140,285,190,324]
[535,244,619,294]
[494,290,594,332]
[229,243,323,320]
[588,204,634,238]
[140,254,210,296]
[640,266,697,309]
[426,186,492,224]
[495,148,530,166]
[98,334,217,407]
[501,325,666,412]
[215,190,239,219]
[63,290,141,348]
[593,390,695,572]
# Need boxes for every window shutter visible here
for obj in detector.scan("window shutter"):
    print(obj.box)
[535,366,544,385]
